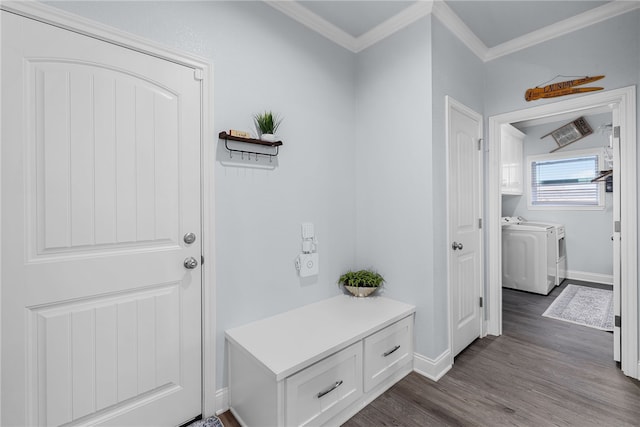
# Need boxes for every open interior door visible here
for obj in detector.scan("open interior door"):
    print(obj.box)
[612,119,621,362]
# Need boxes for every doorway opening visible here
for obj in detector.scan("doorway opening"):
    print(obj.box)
[486,87,638,379]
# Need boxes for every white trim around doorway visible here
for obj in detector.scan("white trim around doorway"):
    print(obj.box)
[487,86,637,379]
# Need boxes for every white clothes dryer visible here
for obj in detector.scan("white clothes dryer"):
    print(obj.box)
[522,221,567,286]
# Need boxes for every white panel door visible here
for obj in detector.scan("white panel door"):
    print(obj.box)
[1,12,202,426]
[447,98,483,357]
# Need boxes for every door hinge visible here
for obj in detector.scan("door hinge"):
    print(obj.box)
[194,69,204,81]
[478,138,483,151]
[613,126,620,138]
[615,221,621,233]
[479,297,483,308]
[478,218,482,229]
[615,315,621,328]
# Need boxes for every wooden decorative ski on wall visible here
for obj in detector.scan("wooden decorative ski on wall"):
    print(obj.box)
[525,75,604,101]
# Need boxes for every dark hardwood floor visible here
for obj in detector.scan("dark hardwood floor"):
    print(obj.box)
[343,280,640,426]
[218,281,640,426]
[217,411,241,427]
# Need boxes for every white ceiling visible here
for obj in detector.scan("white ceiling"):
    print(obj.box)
[444,0,610,48]
[302,1,416,38]
[266,0,639,60]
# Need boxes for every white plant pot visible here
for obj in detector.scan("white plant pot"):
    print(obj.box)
[260,133,276,142]
[345,286,378,297]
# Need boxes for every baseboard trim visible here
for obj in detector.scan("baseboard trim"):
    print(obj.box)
[214,387,229,415]
[413,350,452,381]
[566,270,613,285]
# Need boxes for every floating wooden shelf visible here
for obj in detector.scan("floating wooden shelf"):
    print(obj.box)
[218,131,283,146]
[218,131,282,161]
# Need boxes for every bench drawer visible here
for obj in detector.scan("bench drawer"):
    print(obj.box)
[363,315,413,392]
[285,342,362,427]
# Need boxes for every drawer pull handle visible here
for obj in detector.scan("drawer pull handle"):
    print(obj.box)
[316,380,343,398]
[383,345,401,357]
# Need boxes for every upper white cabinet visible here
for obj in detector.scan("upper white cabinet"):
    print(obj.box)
[501,124,526,195]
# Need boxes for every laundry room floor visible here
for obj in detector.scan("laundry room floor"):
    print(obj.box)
[502,279,615,365]
[341,280,640,426]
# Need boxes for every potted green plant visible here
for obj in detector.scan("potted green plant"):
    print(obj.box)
[338,269,385,297]
[253,110,282,142]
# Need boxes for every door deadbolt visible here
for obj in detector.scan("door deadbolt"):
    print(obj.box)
[184,257,198,269]
[184,232,196,244]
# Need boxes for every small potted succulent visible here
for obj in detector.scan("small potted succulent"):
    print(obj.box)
[253,110,282,142]
[338,269,385,297]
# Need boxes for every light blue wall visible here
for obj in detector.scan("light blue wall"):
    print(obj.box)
[483,9,640,199]
[484,11,640,118]
[355,13,484,361]
[486,10,639,279]
[502,113,614,277]
[47,1,358,389]
[354,18,434,358]
[39,1,640,392]
[486,10,639,353]
[430,17,485,356]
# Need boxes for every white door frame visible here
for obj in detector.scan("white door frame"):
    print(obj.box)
[0,1,217,418]
[487,86,638,379]
[446,96,485,362]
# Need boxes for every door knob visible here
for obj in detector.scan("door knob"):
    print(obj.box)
[184,257,198,269]
[451,241,463,251]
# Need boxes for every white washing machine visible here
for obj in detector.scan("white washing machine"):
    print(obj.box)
[523,221,567,286]
[502,221,558,295]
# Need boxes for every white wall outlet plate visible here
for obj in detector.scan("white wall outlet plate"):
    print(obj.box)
[297,253,318,277]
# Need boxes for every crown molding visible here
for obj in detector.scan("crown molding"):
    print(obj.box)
[264,0,358,52]
[431,1,488,60]
[484,0,640,62]
[355,1,433,53]
[266,0,640,60]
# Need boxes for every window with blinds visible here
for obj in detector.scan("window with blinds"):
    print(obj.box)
[528,150,603,209]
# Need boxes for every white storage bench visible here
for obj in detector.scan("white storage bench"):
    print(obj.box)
[225,295,416,427]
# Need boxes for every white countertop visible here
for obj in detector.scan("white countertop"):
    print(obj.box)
[225,294,416,380]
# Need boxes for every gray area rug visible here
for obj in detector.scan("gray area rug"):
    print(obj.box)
[542,284,614,331]
[188,416,224,427]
